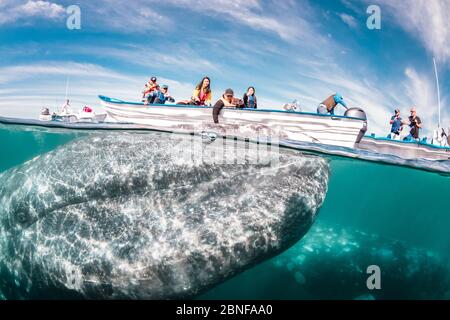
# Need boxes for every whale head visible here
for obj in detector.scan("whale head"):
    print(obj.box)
[0,132,330,299]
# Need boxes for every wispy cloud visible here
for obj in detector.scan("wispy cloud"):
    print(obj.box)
[375,0,450,64]
[164,0,296,41]
[338,13,358,29]
[0,0,65,25]
[79,1,172,33]
[0,61,196,118]
[0,62,134,84]
[83,0,328,46]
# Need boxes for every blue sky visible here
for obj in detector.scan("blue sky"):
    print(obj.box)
[0,0,449,136]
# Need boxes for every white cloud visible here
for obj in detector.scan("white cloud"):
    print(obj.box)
[339,13,358,29]
[0,62,134,84]
[0,0,65,25]
[0,61,195,118]
[21,0,64,17]
[375,0,450,64]
[157,0,327,44]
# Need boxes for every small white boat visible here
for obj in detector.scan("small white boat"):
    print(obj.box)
[357,135,450,161]
[99,95,368,148]
[39,107,107,124]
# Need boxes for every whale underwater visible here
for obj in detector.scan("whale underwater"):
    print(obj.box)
[200,222,450,300]
[0,132,330,299]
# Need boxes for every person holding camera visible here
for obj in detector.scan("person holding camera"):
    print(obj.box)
[407,107,422,140]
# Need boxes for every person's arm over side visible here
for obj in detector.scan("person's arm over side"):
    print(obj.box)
[254,96,257,109]
[213,100,225,123]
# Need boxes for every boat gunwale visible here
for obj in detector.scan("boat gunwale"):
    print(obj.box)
[363,135,450,151]
[98,95,367,122]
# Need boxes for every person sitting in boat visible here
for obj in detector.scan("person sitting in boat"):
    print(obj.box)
[317,93,348,115]
[213,88,243,123]
[389,108,403,140]
[177,77,212,106]
[145,85,176,105]
[60,99,73,115]
[144,84,160,105]
[191,76,212,106]
[159,85,175,104]
[142,76,158,101]
[242,86,257,109]
[405,107,422,141]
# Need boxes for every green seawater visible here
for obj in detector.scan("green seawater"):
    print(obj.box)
[0,127,449,299]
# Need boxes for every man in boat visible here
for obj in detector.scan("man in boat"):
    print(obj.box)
[159,85,175,104]
[142,77,158,101]
[144,85,175,105]
[213,88,243,124]
[406,107,422,140]
[60,99,73,115]
[389,108,403,140]
[317,93,348,115]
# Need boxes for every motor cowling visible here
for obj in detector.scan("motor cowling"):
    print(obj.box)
[345,108,368,144]
[344,107,367,120]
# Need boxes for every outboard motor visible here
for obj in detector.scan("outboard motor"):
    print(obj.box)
[344,107,368,143]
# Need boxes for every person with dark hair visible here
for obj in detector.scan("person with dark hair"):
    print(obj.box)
[242,86,257,109]
[213,88,238,123]
[191,76,212,106]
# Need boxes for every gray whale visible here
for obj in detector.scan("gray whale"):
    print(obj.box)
[0,132,329,299]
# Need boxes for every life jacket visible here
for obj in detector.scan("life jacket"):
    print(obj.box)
[192,88,211,105]
[199,90,207,104]
[83,106,93,113]
[143,81,157,96]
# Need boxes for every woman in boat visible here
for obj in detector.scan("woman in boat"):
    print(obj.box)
[242,86,257,109]
[191,76,212,106]
[213,88,238,124]
[317,93,348,115]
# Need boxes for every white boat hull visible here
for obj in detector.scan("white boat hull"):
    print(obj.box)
[99,96,367,148]
[357,136,450,161]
